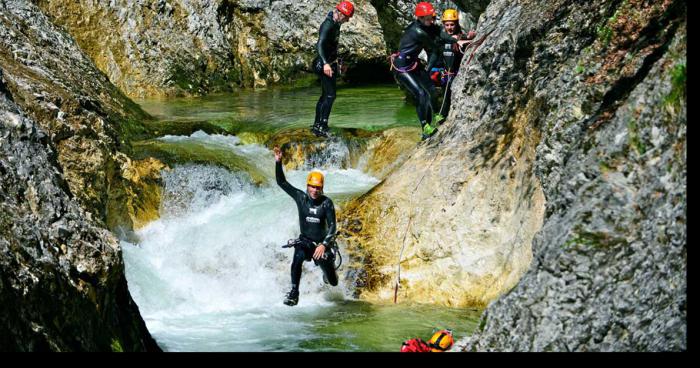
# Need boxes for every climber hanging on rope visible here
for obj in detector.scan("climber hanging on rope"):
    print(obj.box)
[434,8,476,125]
[390,2,470,140]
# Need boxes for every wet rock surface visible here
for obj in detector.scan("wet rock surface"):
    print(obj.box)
[36,0,387,98]
[0,78,160,351]
[443,0,686,351]
[340,0,685,351]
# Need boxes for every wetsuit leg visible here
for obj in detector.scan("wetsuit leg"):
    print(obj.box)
[395,70,433,127]
[291,244,313,287]
[314,59,337,131]
[317,249,338,286]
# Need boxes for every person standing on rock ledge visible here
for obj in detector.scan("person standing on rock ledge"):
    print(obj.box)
[311,1,355,138]
[390,2,469,140]
[274,146,339,306]
[434,8,476,125]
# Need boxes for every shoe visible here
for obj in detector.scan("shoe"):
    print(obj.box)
[435,114,446,125]
[311,126,329,138]
[421,124,438,140]
[283,288,299,306]
[323,274,329,284]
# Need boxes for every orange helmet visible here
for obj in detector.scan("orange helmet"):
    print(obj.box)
[415,2,435,17]
[428,329,454,352]
[336,1,354,17]
[307,171,324,187]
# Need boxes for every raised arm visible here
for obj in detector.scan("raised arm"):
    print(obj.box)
[275,147,305,201]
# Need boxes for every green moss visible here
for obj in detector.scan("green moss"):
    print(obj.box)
[627,118,647,155]
[664,62,686,109]
[110,338,123,352]
[596,5,623,48]
[131,139,268,185]
[575,63,585,74]
[564,230,628,249]
[478,315,487,332]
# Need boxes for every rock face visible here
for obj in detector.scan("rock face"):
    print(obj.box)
[455,0,687,351]
[35,0,387,98]
[1,0,163,233]
[1,0,161,350]
[341,2,686,352]
[0,77,160,352]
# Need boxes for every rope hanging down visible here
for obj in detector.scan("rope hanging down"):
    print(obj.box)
[393,29,493,304]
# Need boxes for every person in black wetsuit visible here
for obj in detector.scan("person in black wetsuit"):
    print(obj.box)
[391,2,469,140]
[434,8,476,125]
[274,146,338,306]
[311,1,355,138]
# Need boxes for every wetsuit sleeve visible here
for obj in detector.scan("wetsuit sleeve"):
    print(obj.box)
[321,199,337,246]
[439,30,459,44]
[276,161,305,202]
[427,49,441,71]
[317,19,334,65]
[422,27,443,71]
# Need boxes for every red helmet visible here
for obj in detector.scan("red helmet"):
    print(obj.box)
[336,1,354,17]
[415,2,435,17]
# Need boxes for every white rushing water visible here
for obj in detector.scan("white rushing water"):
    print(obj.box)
[122,132,380,351]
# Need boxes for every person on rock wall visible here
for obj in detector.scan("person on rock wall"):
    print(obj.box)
[390,2,469,141]
[311,1,355,138]
[274,146,339,306]
[434,8,476,125]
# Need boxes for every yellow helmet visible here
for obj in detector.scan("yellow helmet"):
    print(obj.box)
[442,9,459,22]
[428,329,454,352]
[307,171,324,187]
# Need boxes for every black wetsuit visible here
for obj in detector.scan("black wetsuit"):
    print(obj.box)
[393,20,445,128]
[438,28,465,117]
[313,11,342,132]
[276,161,338,290]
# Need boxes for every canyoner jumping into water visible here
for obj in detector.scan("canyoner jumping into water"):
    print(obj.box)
[311,1,355,138]
[274,147,340,306]
[391,2,469,141]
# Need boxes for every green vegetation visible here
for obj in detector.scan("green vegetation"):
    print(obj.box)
[564,230,628,249]
[110,338,123,352]
[627,118,647,155]
[664,62,686,109]
[596,5,623,48]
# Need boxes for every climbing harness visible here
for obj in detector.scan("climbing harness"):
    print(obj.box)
[282,238,342,270]
[389,52,419,73]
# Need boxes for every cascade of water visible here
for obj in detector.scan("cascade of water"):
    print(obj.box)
[122,134,380,350]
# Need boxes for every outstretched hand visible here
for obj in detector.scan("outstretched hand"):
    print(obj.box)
[274,146,282,162]
[457,40,471,53]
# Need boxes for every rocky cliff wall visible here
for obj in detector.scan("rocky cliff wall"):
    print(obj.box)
[1,73,160,352]
[35,0,387,98]
[457,0,687,351]
[1,0,162,351]
[1,0,164,233]
[340,0,685,351]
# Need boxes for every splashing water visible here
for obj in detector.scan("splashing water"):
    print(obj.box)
[123,88,481,351]
[123,138,384,350]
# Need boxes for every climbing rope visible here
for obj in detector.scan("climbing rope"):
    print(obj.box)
[393,29,494,304]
